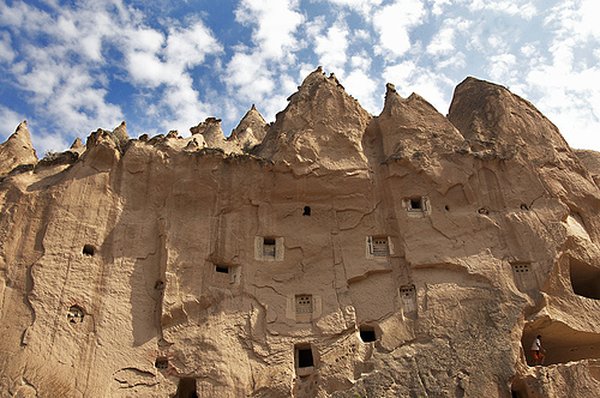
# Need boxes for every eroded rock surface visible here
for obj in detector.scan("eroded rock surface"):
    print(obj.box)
[0,69,599,398]
[0,121,38,175]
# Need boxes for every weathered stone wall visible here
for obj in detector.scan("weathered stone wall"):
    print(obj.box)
[1,68,599,397]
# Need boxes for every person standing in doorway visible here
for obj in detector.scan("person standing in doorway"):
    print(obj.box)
[530,335,546,365]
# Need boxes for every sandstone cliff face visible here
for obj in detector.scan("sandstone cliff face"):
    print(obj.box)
[257,68,371,174]
[1,70,599,398]
[0,121,38,175]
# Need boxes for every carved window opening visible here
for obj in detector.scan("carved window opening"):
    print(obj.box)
[303,206,311,216]
[263,237,276,258]
[400,284,417,314]
[174,377,198,398]
[82,244,95,256]
[359,325,377,343]
[295,344,315,376]
[215,265,229,274]
[368,236,389,257]
[155,357,168,369]
[570,259,600,299]
[295,295,313,314]
[67,305,84,324]
[512,263,530,274]
[409,197,423,211]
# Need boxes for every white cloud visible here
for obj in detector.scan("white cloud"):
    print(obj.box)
[0,31,15,63]
[430,0,453,16]
[235,0,304,61]
[32,132,70,157]
[373,0,426,58]
[314,19,350,77]
[344,68,379,113]
[384,62,452,113]
[488,53,517,81]
[325,0,383,16]
[0,105,23,140]
[467,0,537,19]
[427,26,456,56]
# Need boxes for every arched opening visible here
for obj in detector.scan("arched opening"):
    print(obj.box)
[521,322,600,366]
[303,206,311,216]
[173,378,197,398]
[570,258,600,299]
[359,325,378,343]
[82,244,95,256]
[67,305,84,324]
[154,357,168,370]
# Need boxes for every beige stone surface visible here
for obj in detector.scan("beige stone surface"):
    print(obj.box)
[0,69,599,397]
[0,121,38,175]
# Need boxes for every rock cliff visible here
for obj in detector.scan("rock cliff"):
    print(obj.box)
[0,69,599,398]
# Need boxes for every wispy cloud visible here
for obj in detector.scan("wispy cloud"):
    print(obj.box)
[0,0,598,153]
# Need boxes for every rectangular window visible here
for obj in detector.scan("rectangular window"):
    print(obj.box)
[263,237,276,258]
[368,236,389,257]
[215,265,229,274]
[407,197,426,212]
[297,347,314,368]
[295,295,313,314]
[294,343,316,377]
[512,263,530,274]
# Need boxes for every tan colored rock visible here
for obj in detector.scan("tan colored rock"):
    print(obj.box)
[1,70,599,397]
[190,117,241,154]
[258,67,372,174]
[230,104,268,151]
[0,121,38,175]
[575,149,600,186]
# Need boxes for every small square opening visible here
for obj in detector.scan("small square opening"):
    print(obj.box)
[155,357,168,369]
[263,237,276,258]
[296,346,314,368]
[303,206,311,216]
[215,265,229,274]
[410,198,422,210]
[359,325,377,342]
[82,244,95,256]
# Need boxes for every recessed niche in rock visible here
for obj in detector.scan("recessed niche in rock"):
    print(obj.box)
[408,197,424,211]
[155,280,165,290]
[263,237,276,258]
[570,259,600,299]
[522,323,600,366]
[520,203,529,211]
[295,295,313,314]
[511,262,537,292]
[82,244,95,256]
[215,265,229,274]
[367,236,389,257]
[155,357,168,370]
[255,236,285,261]
[67,305,84,324]
[295,344,315,377]
[399,285,417,315]
[359,325,377,343]
[512,263,530,274]
[174,377,198,398]
[303,206,311,216]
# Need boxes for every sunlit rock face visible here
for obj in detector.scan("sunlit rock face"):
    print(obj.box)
[1,69,599,398]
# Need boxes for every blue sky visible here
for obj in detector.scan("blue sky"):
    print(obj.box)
[0,0,599,154]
